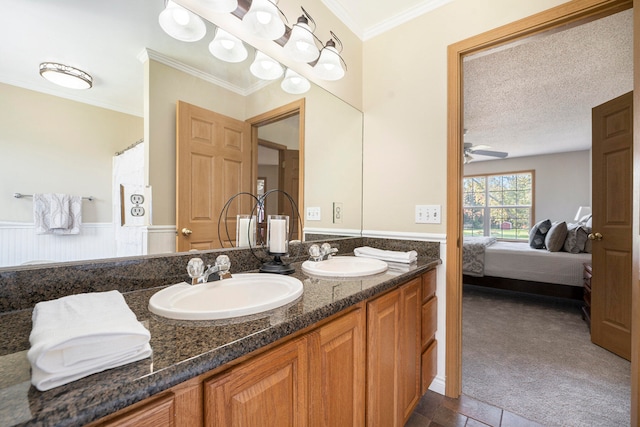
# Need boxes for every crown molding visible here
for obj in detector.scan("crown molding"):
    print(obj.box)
[321,0,453,41]
[140,48,270,97]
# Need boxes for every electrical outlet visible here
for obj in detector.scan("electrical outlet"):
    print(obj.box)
[415,205,441,224]
[130,194,145,204]
[306,207,321,221]
[333,202,343,224]
[131,206,145,217]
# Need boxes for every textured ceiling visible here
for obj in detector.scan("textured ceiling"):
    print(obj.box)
[463,9,633,161]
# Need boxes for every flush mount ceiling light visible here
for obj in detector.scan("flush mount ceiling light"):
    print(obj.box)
[39,62,93,89]
[281,68,310,94]
[313,32,346,81]
[159,0,206,42]
[209,28,248,63]
[250,51,284,80]
[242,0,286,40]
[284,7,320,63]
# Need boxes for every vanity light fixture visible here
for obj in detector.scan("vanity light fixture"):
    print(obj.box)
[39,63,93,90]
[209,28,248,63]
[202,0,238,13]
[249,51,284,80]
[281,68,310,94]
[159,0,207,42]
[283,7,320,63]
[242,0,286,40]
[313,32,346,81]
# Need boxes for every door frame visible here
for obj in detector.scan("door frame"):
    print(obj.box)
[246,99,305,234]
[445,0,638,419]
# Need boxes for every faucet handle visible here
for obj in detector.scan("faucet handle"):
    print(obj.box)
[187,258,205,284]
[309,244,320,257]
[215,255,231,276]
[187,258,204,278]
[320,243,332,255]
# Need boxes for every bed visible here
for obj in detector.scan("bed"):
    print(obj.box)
[462,236,591,300]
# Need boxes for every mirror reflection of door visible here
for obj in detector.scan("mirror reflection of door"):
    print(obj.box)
[257,114,300,240]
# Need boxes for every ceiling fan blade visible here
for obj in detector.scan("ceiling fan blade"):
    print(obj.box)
[468,144,492,151]
[472,149,508,158]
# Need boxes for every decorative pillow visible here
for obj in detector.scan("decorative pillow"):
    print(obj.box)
[583,226,593,253]
[545,221,568,252]
[563,223,589,254]
[529,219,552,249]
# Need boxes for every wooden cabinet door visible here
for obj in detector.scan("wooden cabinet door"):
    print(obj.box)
[204,338,308,427]
[92,393,176,427]
[367,289,401,427]
[308,306,365,427]
[399,278,422,424]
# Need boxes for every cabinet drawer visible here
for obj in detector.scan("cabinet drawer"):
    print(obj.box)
[421,297,437,348]
[421,340,437,394]
[422,269,436,302]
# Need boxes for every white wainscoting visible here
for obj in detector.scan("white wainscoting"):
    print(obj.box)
[0,222,117,267]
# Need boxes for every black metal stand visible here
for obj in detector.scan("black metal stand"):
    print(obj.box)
[259,255,295,275]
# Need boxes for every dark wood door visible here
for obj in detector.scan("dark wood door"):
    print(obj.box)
[590,91,633,360]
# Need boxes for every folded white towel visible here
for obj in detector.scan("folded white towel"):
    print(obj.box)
[27,290,152,391]
[354,246,418,264]
[33,193,82,235]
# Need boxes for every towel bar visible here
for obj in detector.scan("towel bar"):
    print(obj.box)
[13,192,94,201]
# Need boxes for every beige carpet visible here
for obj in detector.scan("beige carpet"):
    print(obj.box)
[462,284,631,427]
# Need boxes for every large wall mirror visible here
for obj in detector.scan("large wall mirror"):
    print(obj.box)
[0,0,363,269]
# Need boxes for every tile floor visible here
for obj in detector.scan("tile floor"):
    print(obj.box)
[405,390,545,427]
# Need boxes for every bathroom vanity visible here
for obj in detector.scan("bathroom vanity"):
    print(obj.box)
[88,268,438,427]
[0,238,440,426]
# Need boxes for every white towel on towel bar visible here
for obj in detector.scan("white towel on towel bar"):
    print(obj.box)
[354,246,418,264]
[33,193,82,234]
[27,290,152,391]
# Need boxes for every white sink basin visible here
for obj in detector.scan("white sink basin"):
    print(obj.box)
[148,273,304,320]
[301,256,388,278]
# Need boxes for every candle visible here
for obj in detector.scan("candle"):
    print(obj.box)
[236,215,256,247]
[269,217,287,253]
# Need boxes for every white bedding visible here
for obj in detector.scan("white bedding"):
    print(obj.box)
[483,241,591,287]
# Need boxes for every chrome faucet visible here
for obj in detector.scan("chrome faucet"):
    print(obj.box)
[308,243,338,262]
[187,255,232,285]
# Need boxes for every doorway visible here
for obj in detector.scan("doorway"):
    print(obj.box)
[445,0,638,419]
[247,99,305,240]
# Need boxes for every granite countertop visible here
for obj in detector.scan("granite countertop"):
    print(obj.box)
[0,257,439,427]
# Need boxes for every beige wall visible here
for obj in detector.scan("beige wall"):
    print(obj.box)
[0,83,142,223]
[361,0,571,235]
[463,150,591,224]
[247,82,364,233]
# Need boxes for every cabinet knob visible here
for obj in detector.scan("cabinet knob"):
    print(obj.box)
[181,227,193,236]
[587,232,603,241]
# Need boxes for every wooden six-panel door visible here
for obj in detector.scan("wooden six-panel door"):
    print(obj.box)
[176,101,252,251]
[590,91,633,360]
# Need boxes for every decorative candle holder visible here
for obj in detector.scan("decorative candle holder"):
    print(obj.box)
[218,189,301,275]
[236,214,256,248]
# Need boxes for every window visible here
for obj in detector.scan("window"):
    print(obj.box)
[463,171,533,240]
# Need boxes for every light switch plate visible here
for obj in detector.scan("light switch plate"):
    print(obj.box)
[415,205,441,224]
[306,207,321,221]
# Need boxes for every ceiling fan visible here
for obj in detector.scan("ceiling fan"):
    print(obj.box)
[463,142,509,164]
